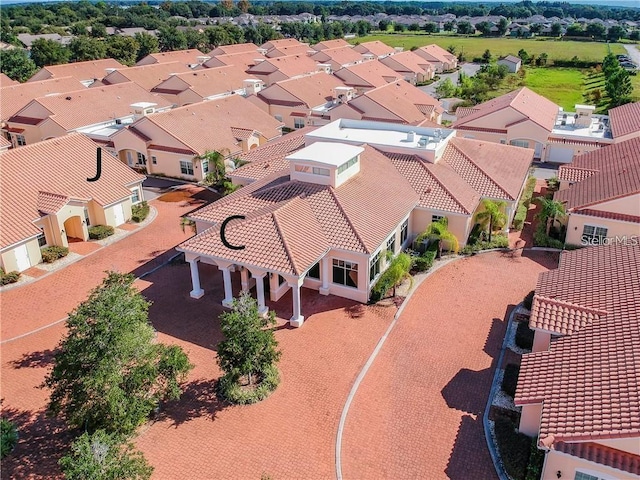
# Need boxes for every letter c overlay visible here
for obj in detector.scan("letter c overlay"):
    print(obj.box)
[220,215,246,250]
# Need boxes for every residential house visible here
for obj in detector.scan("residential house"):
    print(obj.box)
[452,88,613,162]
[515,244,639,480]
[247,72,347,130]
[135,49,207,67]
[151,66,262,106]
[0,134,145,272]
[353,41,396,59]
[245,55,320,86]
[101,62,193,90]
[312,39,351,51]
[333,60,401,94]
[411,44,458,72]
[608,100,640,143]
[555,137,640,246]
[309,46,366,71]
[0,73,18,86]
[260,38,311,58]
[208,42,260,56]
[27,59,125,86]
[202,51,265,71]
[17,33,73,48]
[326,80,444,125]
[110,95,283,180]
[379,50,435,84]
[179,118,533,326]
[497,55,522,73]
[4,82,172,147]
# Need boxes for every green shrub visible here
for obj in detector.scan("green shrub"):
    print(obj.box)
[370,253,412,302]
[461,235,509,254]
[516,321,534,350]
[512,177,537,231]
[495,414,532,480]
[0,269,21,285]
[40,246,69,263]
[88,225,114,240]
[502,363,520,397]
[1,418,18,459]
[533,223,564,249]
[545,176,560,193]
[217,364,280,405]
[467,223,484,245]
[523,290,535,310]
[131,201,149,223]
[412,250,437,272]
[525,439,546,480]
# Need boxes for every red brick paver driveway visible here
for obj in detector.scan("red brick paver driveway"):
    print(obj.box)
[341,250,559,479]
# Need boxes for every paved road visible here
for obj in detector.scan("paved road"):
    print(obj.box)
[419,62,483,97]
[623,44,640,66]
[531,162,559,180]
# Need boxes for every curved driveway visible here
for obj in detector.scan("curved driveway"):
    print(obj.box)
[340,251,558,479]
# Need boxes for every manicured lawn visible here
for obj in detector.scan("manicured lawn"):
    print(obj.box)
[351,34,627,62]
[522,67,587,111]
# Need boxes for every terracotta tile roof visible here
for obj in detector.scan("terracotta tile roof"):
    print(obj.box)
[0,77,84,123]
[353,41,396,58]
[454,107,479,119]
[37,191,69,214]
[257,72,345,109]
[261,39,304,50]
[28,59,124,82]
[103,62,192,90]
[608,101,640,139]
[553,441,640,475]
[184,145,418,272]
[153,65,253,98]
[209,43,259,56]
[414,44,457,65]
[230,127,254,140]
[573,209,640,223]
[247,55,318,78]
[313,39,350,51]
[265,44,312,58]
[516,245,640,444]
[10,82,172,131]
[452,87,558,133]
[333,61,400,88]
[0,73,18,86]
[381,51,434,75]
[557,165,597,183]
[136,49,205,66]
[529,295,606,336]
[203,51,263,71]
[0,136,11,149]
[555,137,640,210]
[0,134,144,248]
[139,95,283,156]
[310,46,364,67]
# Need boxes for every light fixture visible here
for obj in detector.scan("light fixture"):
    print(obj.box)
[556,471,562,479]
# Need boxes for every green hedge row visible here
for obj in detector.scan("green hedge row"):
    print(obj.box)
[461,235,509,254]
[0,268,21,285]
[502,363,520,398]
[89,225,114,240]
[495,415,532,480]
[412,250,437,272]
[516,321,535,350]
[512,177,537,231]
[131,201,150,223]
[41,246,69,263]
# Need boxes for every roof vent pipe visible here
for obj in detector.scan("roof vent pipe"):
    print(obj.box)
[407,131,415,142]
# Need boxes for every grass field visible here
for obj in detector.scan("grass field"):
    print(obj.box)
[520,68,587,111]
[351,34,627,62]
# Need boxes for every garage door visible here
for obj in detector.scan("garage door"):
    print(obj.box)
[14,244,31,272]
[546,146,575,163]
[114,203,125,225]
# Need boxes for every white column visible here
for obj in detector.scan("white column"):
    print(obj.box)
[189,258,204,299]
[288,277,304,327]
[240,267,250,292]
[221,266,234,308]
[254,272,268,316]
[319,257,330,295]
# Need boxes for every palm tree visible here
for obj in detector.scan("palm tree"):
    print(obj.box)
[197,150,227,186]
[416,217,460,253]
[474,199,508,242]
[535,197,566,236]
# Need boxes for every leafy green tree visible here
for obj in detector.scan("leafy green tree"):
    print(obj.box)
[1,418,18,459]
[59,430,152,480]
[517,49,529,64]
[134,32,159,62]
[585,22,606,39]
[106,35,139,66]
[476,21,492,36]
[435,77,457,99]
[550,23,562,36]
[217,292,281,387]
[393,23,406,33]
[536,52,548,66]
[482,49,492,63]
[157,25,187,51]
[378,19,390,31]
[69,36,107,61]
[497,18,509,36]
[408,23,420,32]
[44,272,193,436]
[444,21,455,32]
[199,150,228,189]
[90,22,107,38]
[184,28,208,51]
[602,53,619,76]
[29,38,70,67]
[607,25,626,41]
[535,197,566,236]
[423,22,438,34]
[474,199,507,241]
[0,48,37,82]
[456,21,474,35]
[606,68,632,107]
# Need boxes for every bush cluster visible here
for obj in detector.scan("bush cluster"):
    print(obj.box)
[525,439,546,480]
[461,235,509,254]
[41,246,69,263]
[370,253,412,302]
[131,201,150,223]
[533,223,564,249]
[512,177,537,231]
[88,225,115,240]
[516,321,535,350]
[217,364,280,405]
[412,250,437,272]
[1,418,18,459]
[502,363,520,397]
[495,414,534,480]
[0,268,21,285]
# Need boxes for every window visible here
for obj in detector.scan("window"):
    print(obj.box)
[126,151,134,166]
[312,167,330,176]
[201,160,209,173]
[294,117,305,129]
[432,215,445,224]
[574,473,599,480]
[307,262,320,279]
[369,250,382,281]
[510,139,529,148]
[180,160,194,176]
[337,156,358,175]
[151,155,157,165]
[582,225,608,244]
[500,139,506,144]
[84,207,91,227]
[400,219,409,245]
[137,152,146,164]
[386,235,396,254]
[333,259,358,288]
[37,230,47,247]
[15,134,26,146]
[131,188,140,204]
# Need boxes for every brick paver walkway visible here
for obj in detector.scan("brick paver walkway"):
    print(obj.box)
[340,250,559,479]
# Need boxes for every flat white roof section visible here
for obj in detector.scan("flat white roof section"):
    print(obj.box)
[286,142,364,167]
[130,102,157,109]
[574,104,596,110]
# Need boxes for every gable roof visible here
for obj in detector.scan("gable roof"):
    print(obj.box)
[608,100,640,139]
[0,133,143,248]
[333,60,401,89]
[102,62,192,90]
[152,65,253,98]
[310,46,364,67]
[452,87,559,133]
[265,44,312,58]
[414,44,457,64]
[203,51,263,71]
[381,51,433,75]
[353,41,396,58]
[499,55,521,64]
[555,137,640,211]
[247,54,318,78]
[0,73,18,86]
[28,59,124,82]
[136,49,205,66]
[0,76,84,123]
[313,39,350,51]
[209,43,259,56]
[257,72,345,109]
